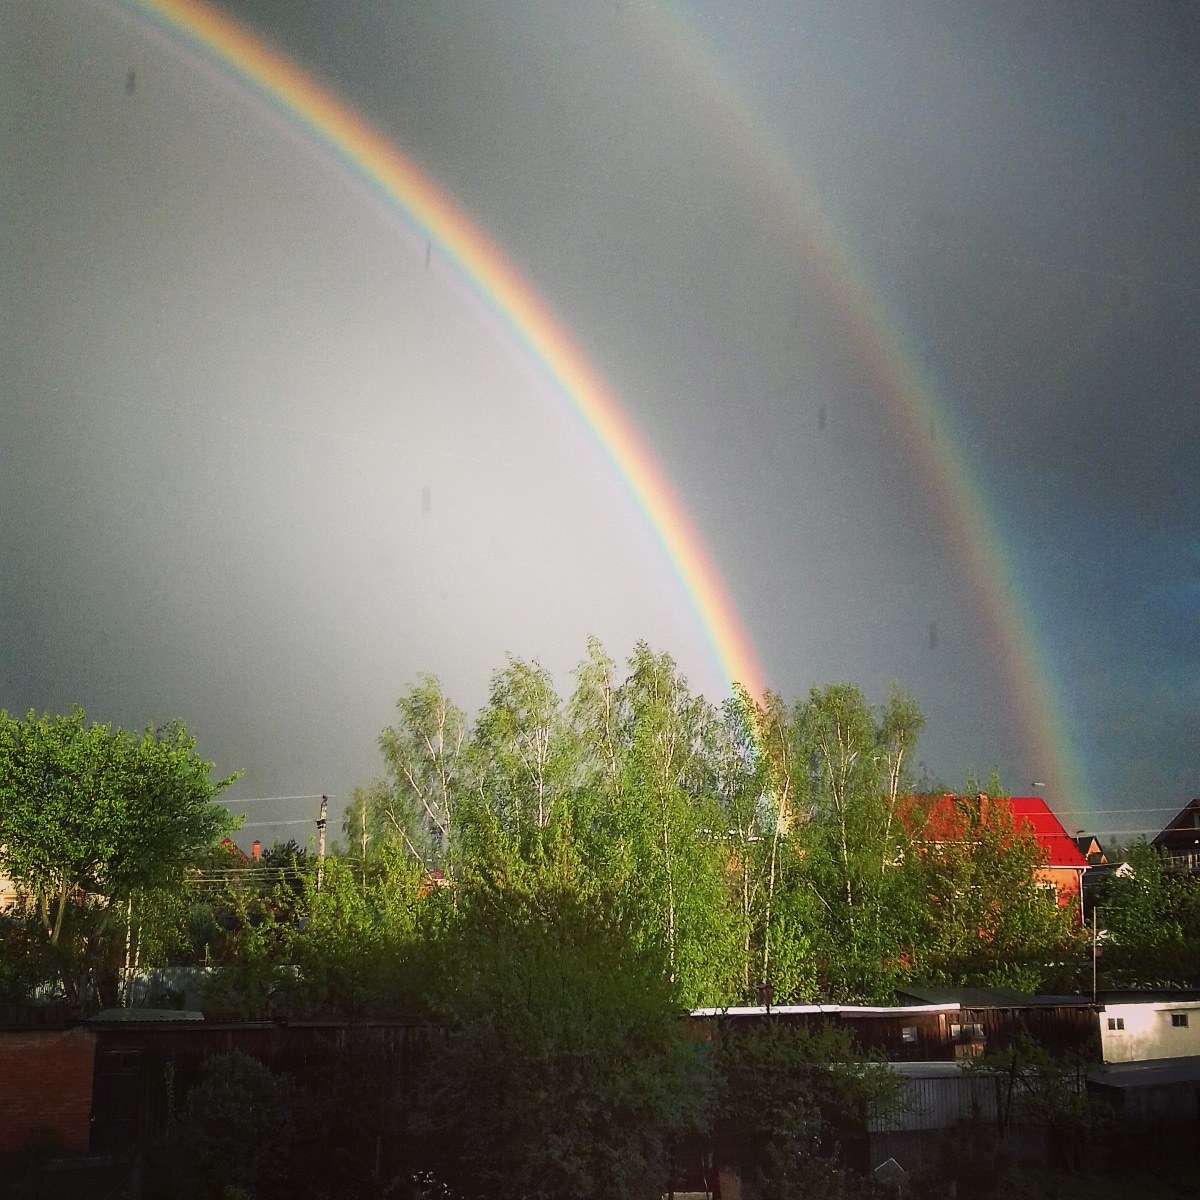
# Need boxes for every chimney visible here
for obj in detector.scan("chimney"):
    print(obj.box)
[252,840,261,861]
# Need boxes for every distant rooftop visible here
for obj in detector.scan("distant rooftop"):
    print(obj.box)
[897,986,1094,1008]
[88,1008,204,1023]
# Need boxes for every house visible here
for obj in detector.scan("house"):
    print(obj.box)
[1074,834,1107,865]
[1152,798,1200,871]
[903,794,1089,919]
[1098,996,1200,1063]
[690,993,1100,1063]
[0,844,25,911]
[1089,993,1200,1136]
[1007,797,1090,915]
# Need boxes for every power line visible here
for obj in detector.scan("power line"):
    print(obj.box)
[240,818,320,828]
[221,795,334,804]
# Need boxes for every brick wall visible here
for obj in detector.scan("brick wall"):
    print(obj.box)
[0,1028,97,1153]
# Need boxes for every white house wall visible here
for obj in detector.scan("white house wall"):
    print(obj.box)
[1099,1000,1200,1062]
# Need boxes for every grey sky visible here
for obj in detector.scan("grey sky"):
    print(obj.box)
[4,0,1197,844]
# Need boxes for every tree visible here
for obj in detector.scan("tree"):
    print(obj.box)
[605,644,742,1004]
[710,1021,902,1196]
[795,685,922,999]
[712,688,772,997]
[160,1051,298,1200]
[0,708,237,1003]
[280,847,429,1018]
[1095,840,1200,987]
[468,656,573,854]
[377,675,468,868]
[904,788,1085,991]
[415,857,703,1200]
[968,1032,1107,1172]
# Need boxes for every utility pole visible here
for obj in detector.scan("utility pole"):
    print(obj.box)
[317,794,328,892]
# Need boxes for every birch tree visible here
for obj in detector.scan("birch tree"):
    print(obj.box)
[377,676,468,868]
[470,657,571,851]
[797,685,923,999]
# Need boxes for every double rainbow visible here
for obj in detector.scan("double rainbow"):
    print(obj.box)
[111,0,1085,812]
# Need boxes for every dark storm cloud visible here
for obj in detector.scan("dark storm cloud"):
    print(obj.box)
[6,0,1197,839]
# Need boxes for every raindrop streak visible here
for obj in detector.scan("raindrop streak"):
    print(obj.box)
[928,621,938,651]
[817,405,827,432]
[421,485,431,515]
[125,70,136,95]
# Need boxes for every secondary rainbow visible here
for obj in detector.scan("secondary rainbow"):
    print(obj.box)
[113,0,767,703]
[636,4,1089,814]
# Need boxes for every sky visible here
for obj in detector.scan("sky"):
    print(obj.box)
[3,0,1197,847]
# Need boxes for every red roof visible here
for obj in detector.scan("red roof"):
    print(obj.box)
[1005,797,1089,869]
[903,794,1088,870]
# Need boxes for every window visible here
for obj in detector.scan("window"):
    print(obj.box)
[901,1025,918,1044]
[1172,1013,1189,1028]
[1107,1017,1125,1031]
[949,1023,985,1042]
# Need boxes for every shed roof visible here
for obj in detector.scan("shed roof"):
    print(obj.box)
[88,1008,204,1023]
[1088,1056,1200,1090]
[897,987,1094,1009]
[690,1003,959,1018]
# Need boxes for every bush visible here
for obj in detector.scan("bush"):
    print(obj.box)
[154,1053,297,1200]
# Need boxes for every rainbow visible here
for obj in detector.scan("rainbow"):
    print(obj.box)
[110,0,768,703]
[636,4,1089,814]
[105,0,1088,813]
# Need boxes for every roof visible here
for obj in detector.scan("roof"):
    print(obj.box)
[902,794,1088,870]
[1152,798,1200,845]
[1101,998,1200,1013]
[1096,989,1200,1005]
[1006,797,1089,869]
[88,1008,204,1023]
[898,987,1095,1009]
[1088,1056,1200,1090]
[690,1003,959,1018]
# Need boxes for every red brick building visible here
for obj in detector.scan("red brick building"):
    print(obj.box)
[0,1028,96,1153]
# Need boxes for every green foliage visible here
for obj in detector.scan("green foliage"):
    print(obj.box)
[0,708,237,1005]
[710,1021,902,1193]
[0,911,53,1006]
[336,644,1090,1010]
[0,709,237,923]
[789,685,925,999]
[0,644,1104,1030]
[159,1052,298,1200]
[1096,840,1200,987]
[469,656,574,849]
[414,858,702,1200]
[279,847,430,1017]
[905,791,1086,990]
[376,675,468,866]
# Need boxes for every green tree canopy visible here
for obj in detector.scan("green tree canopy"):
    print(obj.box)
[0,708,237,1006]
[0,708,237,945]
